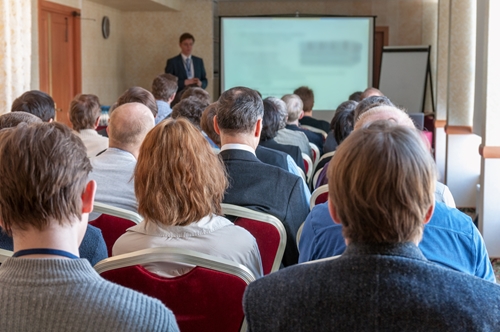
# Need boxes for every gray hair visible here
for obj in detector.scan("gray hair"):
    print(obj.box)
[281,94,303,122]
[354,96,395,123]
[266,97,288,129]
[216,87,263,134]
[0,111,42,129]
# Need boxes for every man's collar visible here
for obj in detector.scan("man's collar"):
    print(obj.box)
[220,143,256,156]
[181,53,191,61]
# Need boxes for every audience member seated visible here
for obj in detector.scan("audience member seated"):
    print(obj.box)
[214,87,310,266]
[300,106,493,282]
[69,94,109,157]
[200,102,221,151]
[0,111,107,266]
[282,94,324,152]
[322,100,356,156]
[152,73,178,124]
[113,118,263,278]
[116,86,158,118]
[272,97,312,158]
[0,122,178,331]
[11,90,55,122]
[260,98,305,173]
[180,86,211,104]
[359,86,384,100]
[353,95,395,122]
[244,121,500,331]
[348,91,362,102]
[88,103,155,219]
[294,86,329,133]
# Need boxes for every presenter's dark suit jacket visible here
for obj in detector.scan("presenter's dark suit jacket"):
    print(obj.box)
[165,54,207,92]
[220,149,310,266]
[260,139,305,173]
[244,242,500,331]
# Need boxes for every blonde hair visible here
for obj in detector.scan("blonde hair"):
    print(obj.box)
[135,118,228,226]
[328,120,436,244]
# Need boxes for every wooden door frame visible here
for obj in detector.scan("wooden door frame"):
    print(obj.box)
[38,0,81,95]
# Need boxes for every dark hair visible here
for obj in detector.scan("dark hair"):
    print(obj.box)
[200,102,220,146]
[117,87,158,118]
[0,122,92,234]
[260,99,281,141]
[180,87,211,104]
[360,87,384,100]
[69,94,101,132]
[172,97,209,128]
[349,91,363,102]
[293,86,314,112]
[180,33,195,43]
[11,90,55,122]
[0,112,42,129]
[354,96,395,122]
[216,87,263,134]
[152,73,178,101]
[331,101,356,145]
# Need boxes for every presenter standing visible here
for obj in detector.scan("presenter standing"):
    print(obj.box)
[165,33,207,93]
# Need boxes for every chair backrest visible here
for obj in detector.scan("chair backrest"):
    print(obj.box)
[302,153,313,182]
[310,184,329,209]
[296,222,305,249]
[309,142,320,169]
[312,167,323,191]
[95,247,255,332]
[0,248,13,264]
[90,202,143,256]
[301,125,328,139]
[221,203,286,275]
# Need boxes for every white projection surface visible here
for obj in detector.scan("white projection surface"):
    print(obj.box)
[221,17,373,110]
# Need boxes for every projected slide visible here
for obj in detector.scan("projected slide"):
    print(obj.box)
[221,17,373,110]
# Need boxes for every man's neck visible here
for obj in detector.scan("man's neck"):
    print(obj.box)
[303,111,313,117]
[220,134,258,151]
[108,142,140,160]
[287,120,300,126]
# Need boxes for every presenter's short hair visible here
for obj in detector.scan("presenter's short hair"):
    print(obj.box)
[181,87,211,104]
[180,33,195,43]
[117,87,158,118]
[69,94,101,132]
[328,120,436,245]
[152,73,178,101]
[293,86,314,112]
[200,102,220,146]
[11,90,55,122]
[0,122,92,234]
[261,98,281,141]
[172,96,208,128]
[216,87,263,134]
[135,118,227,226]
[281,94,303,122]
[0,112,42,129]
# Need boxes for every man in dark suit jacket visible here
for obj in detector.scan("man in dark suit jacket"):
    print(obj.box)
[294,86,330,133]
[243,121,500,331]
[214,87,310,266]
[165,33,207,93]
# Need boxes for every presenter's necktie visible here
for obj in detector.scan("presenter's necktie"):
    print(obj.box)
[185,57,192,78]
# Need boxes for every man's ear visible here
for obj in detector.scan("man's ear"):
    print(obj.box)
[298,110,304,120]
[168,93,176,103]
[81,180,96,214]
[254,118,262,138]
[94,116,101,130]
[328,198,341,225]
[423,201,435,225]
[213,115,221,135]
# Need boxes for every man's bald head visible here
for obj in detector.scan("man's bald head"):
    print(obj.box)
[354,106,415,131]
[108,103,155,149]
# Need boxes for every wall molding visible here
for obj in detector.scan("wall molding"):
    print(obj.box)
[445,125,473,134]
[479,145,500,158]
[435,119,446,128]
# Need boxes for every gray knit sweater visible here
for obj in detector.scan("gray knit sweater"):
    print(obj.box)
[0,258,179,332]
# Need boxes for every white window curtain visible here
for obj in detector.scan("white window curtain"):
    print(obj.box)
[0,0,31,114]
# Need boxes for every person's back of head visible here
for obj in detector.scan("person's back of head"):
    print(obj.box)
[281,94,303,123]
[116,87,158,118]
[180,87,211,104]
[200,102,220,146]
[136,118,227,226]
[260,98,282,141]
[11,90,55,122]
[360,87,384,100]
[0,112,42,129]
[171,96,208,128]
[265,97,288,129]
[355,105,415,130]
[349,91,363,102]
[152,73,178,103]
[69,94,101,132]
[328,120,436,245]
[330,101,356,145]
[216,87,263,135]
[293,86,314,113]
[354,95,395,122]
[107,103,155,151]
[0,122,92,234]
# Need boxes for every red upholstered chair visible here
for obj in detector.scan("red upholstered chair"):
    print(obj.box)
[0,248,13,264]
[310,185,329,209]
[221,204,286,275]
[89,202,143,256]
[309,142,320,170]
[94,248,256,332]
[302,153,313,182]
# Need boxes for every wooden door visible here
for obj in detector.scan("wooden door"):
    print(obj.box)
[373,26,389,88]
[39,0,81,127]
